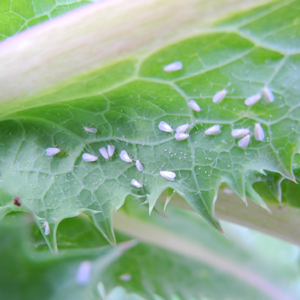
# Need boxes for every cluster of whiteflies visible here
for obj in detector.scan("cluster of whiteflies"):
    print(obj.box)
[42,62,274,233]
[159,61,274,149]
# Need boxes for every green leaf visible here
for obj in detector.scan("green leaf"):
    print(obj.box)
[111,201,299,300]
[12,207,298,300]
[0,0,300,249]
[0,0,94,41]
[0,213,133,300]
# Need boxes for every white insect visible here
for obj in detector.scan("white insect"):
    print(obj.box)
[204,125,221,135]
[158,121,173,133]
[160,171,176,181]
[262,87,274,103]
[175,133,189,141]
[163,61,182,72]
[244,94,261,106]
[213,89,227,103]
[231,128,250,138]
[99,147,109,160]
[82,153,98,162]
[119,274,132,282]
[176,123,189,133]
[76,261,91,286]
[120,150,132,163]
[43,221,50,236]
[188,100,201,112]
[222,187,233,194]
[131,179,143,188]
[238,134,250,149]
[45,148,61,156]
[136,160,143,171]
[254,123,264,141]
[84,126,97,133]
[107,145,115,157]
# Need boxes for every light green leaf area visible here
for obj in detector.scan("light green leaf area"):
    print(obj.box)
[0,1,300,250]
[0,0,94,41]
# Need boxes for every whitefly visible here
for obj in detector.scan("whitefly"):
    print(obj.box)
[163,61,182,72]
[76,261,92,286]
[99,147,109,160]
[231,128,249,138]
[245,94,261,106]
[213,89,227,104]
[188,100,201,112]
[176,123,189,133]
[160,171,176,181]
[107,145,115,157]
[82,153,98,162]
[158,121,173,133]
[131,179,143,188]
[45,147,61,156]
[254,123,264,141]
[84,126,97,133]
[44,221,50,236]
[238,134,250,149]
[175,133,189,141]
[120,150,132,163]
[204,125,221,135]
[262,87,274,103]
[136,160,143,171]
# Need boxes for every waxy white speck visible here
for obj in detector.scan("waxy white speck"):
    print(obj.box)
[213,89,227,103]
[163,61,182,72]
[44,221,50,236]
[160,171,176,181]
[82,153,98,162]
[84,126,97,133]
[45,148,61,156]
[262,87,274,103]
[119,274,132,282]
[175,133,189,141]
[107,145,115,157]
[222,187,233,194]
[136,160,143,171]
[99,147,109,160]
[131,179,143,188]
[176,123,189,133]
[120,150,132,163]
[158,121,173,133]
[231,128,249,138]
[188,100,201,112]
[204,125,221,135]
[238,134,250,149]
[76,261,91,286]
[254,123,264,141]
[245,94,261,106]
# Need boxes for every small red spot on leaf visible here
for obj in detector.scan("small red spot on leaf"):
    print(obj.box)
[13,197,21,207]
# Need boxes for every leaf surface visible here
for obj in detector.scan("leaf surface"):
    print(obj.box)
[9,208,298,300]
[0,0,300,249]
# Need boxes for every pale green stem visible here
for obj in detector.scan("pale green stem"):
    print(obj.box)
[114,211,293,300]
[159,190,300,247]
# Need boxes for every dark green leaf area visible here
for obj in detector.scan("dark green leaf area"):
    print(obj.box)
[254,158,300,207]
[1,29,300,246]
[0,214,124,300]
